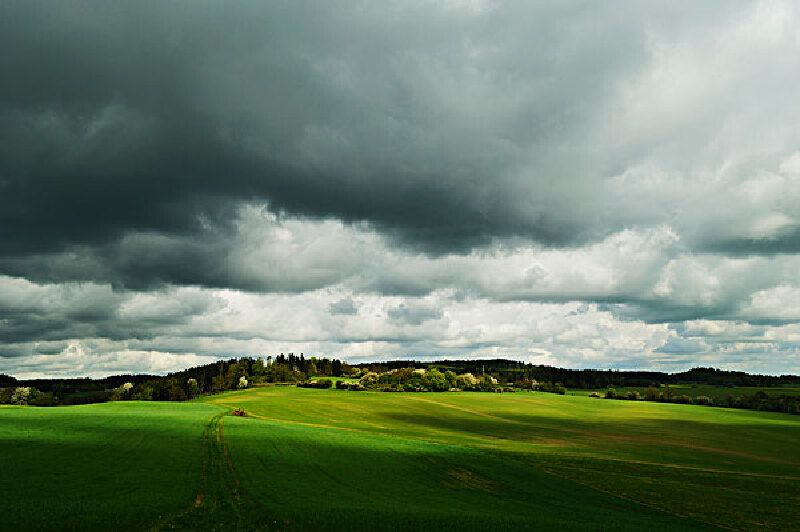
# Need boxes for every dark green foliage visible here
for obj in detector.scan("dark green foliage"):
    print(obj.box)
[645,386,661,401]
[538,381,566,395]
[298,379,333,389]
[352,359,800,388]
[423,369,449,391]
[336,380,364,391]
[514,379,538,389]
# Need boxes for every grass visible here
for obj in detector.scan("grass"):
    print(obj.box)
[1,388,798,530]
[0,402,222,531]
[205,388,800,530]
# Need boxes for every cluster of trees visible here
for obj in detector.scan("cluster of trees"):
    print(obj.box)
[516,379,567,395]
[536,381,567,395]
[598,386,800,414]
[0,373,157,405]
[0,386,56,406]
[263,353,350,382]
[4,357,799,412]
[0,355,352,406]
[297,379,333,389]
[335,368,503,392]
[350,360,800,389]
[121,355,351,401]
[720,392,800,414]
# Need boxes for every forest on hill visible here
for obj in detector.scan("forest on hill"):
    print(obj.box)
[2,356,799,411]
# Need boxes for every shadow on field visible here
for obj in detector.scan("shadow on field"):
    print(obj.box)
[380,408,800,470]
[221,416,718,532]
[373,410,800,531]
[0,403,222,532]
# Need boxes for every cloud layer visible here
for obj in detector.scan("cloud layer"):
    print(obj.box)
[2,1,800,376]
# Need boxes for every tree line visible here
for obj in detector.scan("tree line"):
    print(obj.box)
[350,360,800,388]
[0,354,349,406]
[599,385,800,415]
[2,357,798,408]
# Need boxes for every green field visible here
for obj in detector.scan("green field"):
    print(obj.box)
[0,402,221,530]
[1,389,799,531]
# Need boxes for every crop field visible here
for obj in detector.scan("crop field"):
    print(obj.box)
[0,402,221,531]
[2,389,799,531]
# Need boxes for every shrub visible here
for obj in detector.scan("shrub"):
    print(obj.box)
[298,379,333,389]
[626,391,641,400]
[604,388,616,399]
[187,378,200,397]
[589,392,601,398]
[673,395,693,404]
[423,369,450,392]
[515,379,539,390]
[360,372,379,388]
[478,376,496,392]
[0,388,13,404]
[695,396,712,406]
[10,387,39,405]
[29,392,57,407]
[645,386,661,401]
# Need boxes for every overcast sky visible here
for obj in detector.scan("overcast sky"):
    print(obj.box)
[3,0,800,378]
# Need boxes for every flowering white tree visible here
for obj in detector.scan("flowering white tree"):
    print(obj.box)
[11,387,34,405]
[187,378,200,397]
[237,376,248,389]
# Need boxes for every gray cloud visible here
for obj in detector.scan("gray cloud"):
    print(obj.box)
[329,297,358,316]
[387,303,443,326]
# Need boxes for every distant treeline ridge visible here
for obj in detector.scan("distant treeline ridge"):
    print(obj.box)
[2,356,798,408]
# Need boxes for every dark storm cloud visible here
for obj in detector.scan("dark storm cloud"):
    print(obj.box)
[4,0,794,287]
[0,0,678,271]
[705,228,800,256]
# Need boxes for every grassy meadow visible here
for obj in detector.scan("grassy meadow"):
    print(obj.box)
[1,388,799,530]
[0,402,221,530]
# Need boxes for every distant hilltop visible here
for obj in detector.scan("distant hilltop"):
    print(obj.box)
[3,357,799,391]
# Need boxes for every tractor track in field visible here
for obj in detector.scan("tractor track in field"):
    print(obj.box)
[152,409,249,531]
[150,411,225,531]
[218,415,243,496]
